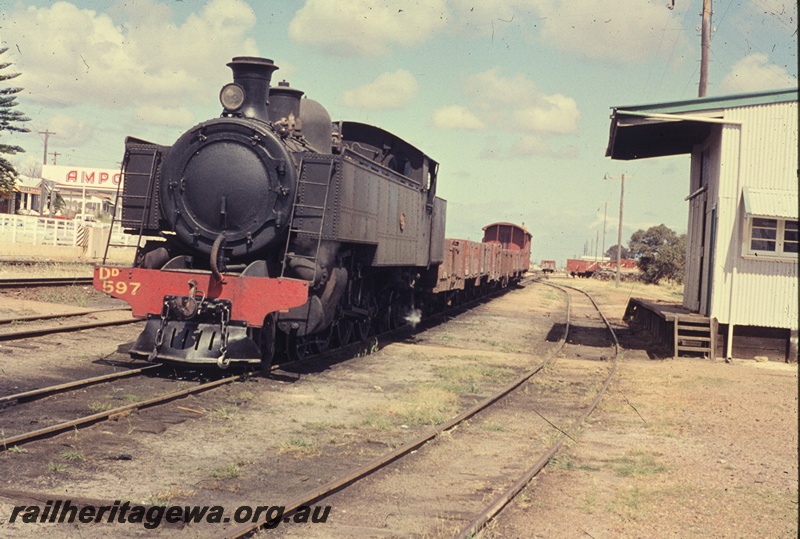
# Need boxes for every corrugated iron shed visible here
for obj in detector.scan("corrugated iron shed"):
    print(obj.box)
[605,88,798,359]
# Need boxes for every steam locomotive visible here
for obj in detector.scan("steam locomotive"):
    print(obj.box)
[94,56,530,369]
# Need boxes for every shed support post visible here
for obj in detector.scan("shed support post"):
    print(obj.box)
[726,323,734,360]
[673,316,679,359]
[789,329,798,363]
[710,318,718,362]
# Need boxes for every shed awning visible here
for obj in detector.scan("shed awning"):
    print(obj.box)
[605,89,798,161]
[605,110,716,160]
[743,187,799,220]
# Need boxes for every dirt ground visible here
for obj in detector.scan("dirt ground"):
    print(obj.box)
[489,276,798,539]
[0,273,796,538]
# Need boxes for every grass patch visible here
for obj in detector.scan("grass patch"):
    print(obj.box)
[551,455,602,472]
[381,386,458,426]
[48,461,68,473]
[278,437,320,458]
[59,449,84,461]
[209,463,241,480]
[611,485,648,520]
[38,286,96,308]
[362,413,393,430]
[305,420,346,430]
[433,364,514,394]
[211,404,238,420]
[227,390,255,405]
[145,487,196,506]
[88,401,115,413]
[480,421,508,432]
[611,451,667,477]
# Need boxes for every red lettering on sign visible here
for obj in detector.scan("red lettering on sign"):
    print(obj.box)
[83,172,95,184]
[99,172,109,184]
[67,171,78,182]
[113,174,121,185]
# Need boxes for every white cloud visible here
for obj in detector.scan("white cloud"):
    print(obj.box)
[465,68,539,104]
[437,67,581,157]
[719,54,798,94]
[514,94,579,135]
[45,113,94,148]
[447,0,689,63]
[288,0,448,56]
[464,68,580,136]
[2,0,258,117]
[535,0,683,62]
[432,105,485,130]
[135,105,195,129]
[341,70,418,110]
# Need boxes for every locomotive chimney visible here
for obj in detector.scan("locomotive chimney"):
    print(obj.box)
[223,56,278,121]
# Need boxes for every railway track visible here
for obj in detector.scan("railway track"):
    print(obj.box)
[0,279,606,537]
[0,276,93,288]
[0,309,138,341]
[0,363,163,407]
[0,285,513,453]
[221,280,619,538]
[0,371,249,451]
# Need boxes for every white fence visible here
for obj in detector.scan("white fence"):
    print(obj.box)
[0,214,138,249]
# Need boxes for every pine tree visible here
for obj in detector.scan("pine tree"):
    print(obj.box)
[0,47,31,195]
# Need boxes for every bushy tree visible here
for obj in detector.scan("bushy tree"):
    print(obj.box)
[0,48,30,195]
[628,224,686,284]
[605,244,630,260]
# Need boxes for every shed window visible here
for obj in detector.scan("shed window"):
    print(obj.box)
[784,221,798,253]
[746,218,798,259]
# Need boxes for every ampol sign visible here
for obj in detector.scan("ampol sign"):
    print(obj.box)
[42,165,123,191]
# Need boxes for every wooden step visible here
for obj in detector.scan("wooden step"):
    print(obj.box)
[673,316,718,360]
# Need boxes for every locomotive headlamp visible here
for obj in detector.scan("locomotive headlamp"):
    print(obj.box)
[220,83,245,111]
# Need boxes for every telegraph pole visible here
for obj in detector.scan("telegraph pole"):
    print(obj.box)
[50,151,60,165]
[39,129,56,165]
[616,174,625,287]
[699,0,712,97]
[602,202,608,261]
[604,173,628,287]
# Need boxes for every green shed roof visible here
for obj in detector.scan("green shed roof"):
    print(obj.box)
[606,88,798,160]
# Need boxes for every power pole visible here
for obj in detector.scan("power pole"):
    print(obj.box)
[604,173,629,287]
[616,174,625,287]
[699,0,712,97]
[39,129,56,165]
[50,151,60,165]
[602,202,608,260]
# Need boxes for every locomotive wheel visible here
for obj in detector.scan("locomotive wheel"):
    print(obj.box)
[332,317,353,347]
[259,313,276,370]
[352,285,375,342]
[377,305,392,333]
[286,331,312,362]
[391,302,408,329]
[312,326,333,354]
[354,315,372,342]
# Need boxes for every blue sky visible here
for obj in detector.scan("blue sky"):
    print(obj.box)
[1,0,796,265]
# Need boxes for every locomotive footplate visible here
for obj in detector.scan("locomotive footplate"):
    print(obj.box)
[130,296,260,368]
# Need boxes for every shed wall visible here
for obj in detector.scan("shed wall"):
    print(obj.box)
[704,100,798,329]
